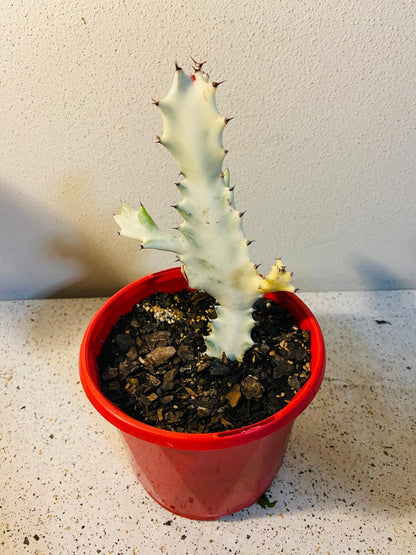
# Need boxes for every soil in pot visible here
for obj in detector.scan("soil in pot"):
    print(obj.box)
[98,289,311,434]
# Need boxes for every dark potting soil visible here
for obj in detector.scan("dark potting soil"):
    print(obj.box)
[98,289,311,434]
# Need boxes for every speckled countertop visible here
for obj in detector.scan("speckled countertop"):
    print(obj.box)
[1,291,415,554]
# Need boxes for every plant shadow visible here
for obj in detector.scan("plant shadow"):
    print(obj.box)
[354,257,414,290]
[0,182,71,299]
[0,177,139,300]
[1,174,154,359]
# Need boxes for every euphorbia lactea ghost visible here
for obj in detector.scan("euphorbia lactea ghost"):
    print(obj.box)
[115,61,294,360]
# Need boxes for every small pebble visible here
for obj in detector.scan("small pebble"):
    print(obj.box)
[147,346,176,366]
[126,346,138,361]
[240,375,264,399]
[209,359,232,376]
[114,333,136,352]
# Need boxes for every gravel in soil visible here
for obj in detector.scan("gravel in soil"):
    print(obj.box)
[98,289,311,434]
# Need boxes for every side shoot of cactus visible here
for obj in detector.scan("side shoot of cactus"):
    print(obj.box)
[115,62,294,361]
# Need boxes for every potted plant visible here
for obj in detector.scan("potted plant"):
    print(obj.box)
[79,61,325,520]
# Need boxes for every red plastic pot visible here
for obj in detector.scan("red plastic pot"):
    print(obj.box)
[79,267,325,520]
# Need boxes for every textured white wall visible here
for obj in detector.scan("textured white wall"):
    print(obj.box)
[1,0,415,298]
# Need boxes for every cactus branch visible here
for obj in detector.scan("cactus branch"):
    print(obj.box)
[114,202,183,253]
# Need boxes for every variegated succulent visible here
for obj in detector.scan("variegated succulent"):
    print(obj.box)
[115,61,294,360]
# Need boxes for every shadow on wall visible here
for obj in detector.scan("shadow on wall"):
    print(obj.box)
[0,181,131,299]
[40,230,130,298]
[355,257,414,290]
[0,182,65,299]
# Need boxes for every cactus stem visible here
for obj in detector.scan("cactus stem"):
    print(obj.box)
[113,63,296,359]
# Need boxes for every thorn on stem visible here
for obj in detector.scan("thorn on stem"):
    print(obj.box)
[175,61,182,71]
[238,210,246,218]
[212,80,225,88]
[254,263,262,270]
[156,135,162,144]
[191,57,206,72]
[224,117,234,125]
[246,240,255,246]
[152,98,159,106]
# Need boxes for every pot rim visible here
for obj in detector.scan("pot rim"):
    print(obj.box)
[79,267,325,450]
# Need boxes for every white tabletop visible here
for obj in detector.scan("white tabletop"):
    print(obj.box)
[1,291,415,554]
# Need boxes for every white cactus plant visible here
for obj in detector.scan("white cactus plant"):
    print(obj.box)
[115,61,295,361]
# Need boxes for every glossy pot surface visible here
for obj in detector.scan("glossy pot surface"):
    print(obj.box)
[80,267,325,519]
